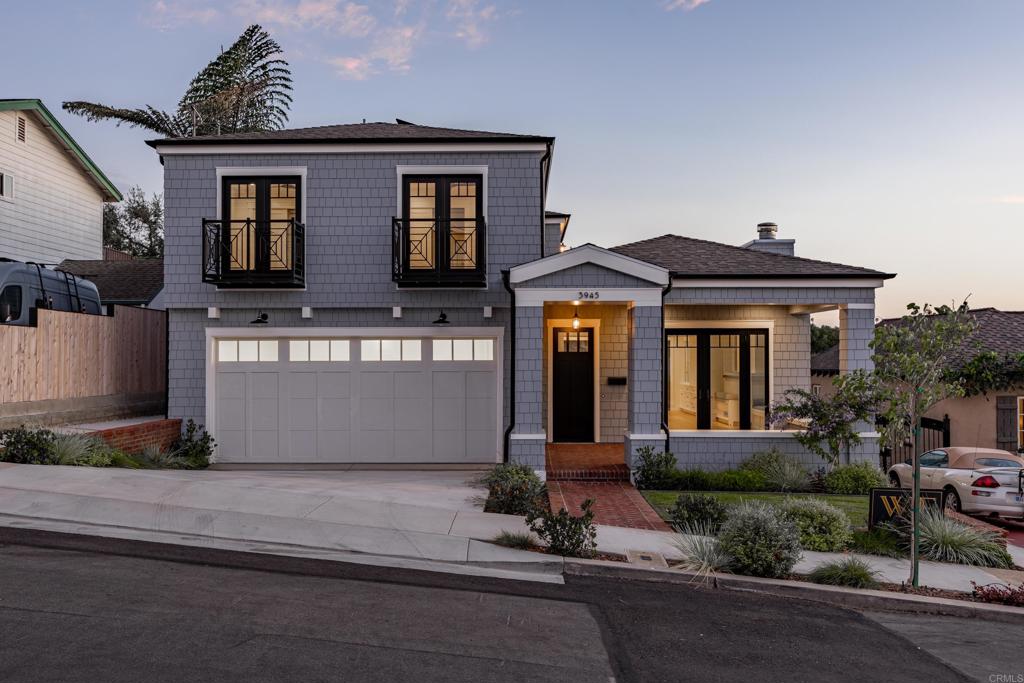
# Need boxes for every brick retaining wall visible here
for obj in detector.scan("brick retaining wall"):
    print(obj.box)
[91,419,182,455]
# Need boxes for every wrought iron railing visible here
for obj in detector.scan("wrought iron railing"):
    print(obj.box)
[202,219,305,288]
[392,217,487,287]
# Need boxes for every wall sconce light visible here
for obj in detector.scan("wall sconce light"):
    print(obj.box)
[433,310,450,325]
[572,307,580,330]
[250,311,269,325]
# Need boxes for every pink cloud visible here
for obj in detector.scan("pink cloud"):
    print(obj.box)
[328,56,373,80]
[147,1,219,30]
[446,0,499,48]
[663,0,711,11]
[234,0,375,36]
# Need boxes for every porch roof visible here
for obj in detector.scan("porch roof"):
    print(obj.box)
[509,243,669,286]
[612,234,895,280]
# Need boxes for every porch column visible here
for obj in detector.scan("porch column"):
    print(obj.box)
[624,304,664,468]
[839,303,876,464]
[510,304,546,473]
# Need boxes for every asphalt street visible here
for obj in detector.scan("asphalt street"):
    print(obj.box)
[0,533,977,683]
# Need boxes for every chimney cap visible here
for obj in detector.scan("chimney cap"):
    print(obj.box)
[756,222,778,239]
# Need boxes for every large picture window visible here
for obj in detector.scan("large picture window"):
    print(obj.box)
[666,329,769,431]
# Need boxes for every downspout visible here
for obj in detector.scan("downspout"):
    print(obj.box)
[502,269,515,463]
[538,142,552,258]
[660,277,673,454]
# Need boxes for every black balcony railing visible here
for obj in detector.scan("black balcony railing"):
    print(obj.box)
[392,217,487,287]
[202,219,305,288]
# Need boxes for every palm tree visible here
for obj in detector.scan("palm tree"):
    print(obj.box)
[63,25,292,138]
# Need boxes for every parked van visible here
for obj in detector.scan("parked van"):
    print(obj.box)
[0,258,103,325]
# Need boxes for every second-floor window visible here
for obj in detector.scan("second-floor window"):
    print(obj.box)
[403,175,482,273]
[222,176,301,272]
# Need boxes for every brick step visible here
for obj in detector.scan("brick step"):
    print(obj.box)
[547,465,631,482]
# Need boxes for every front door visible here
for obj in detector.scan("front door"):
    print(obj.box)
[552,328,594,442]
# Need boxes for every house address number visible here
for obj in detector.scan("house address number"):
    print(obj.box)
[577,291,600,300]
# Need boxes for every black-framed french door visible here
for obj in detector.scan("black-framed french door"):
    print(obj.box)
[552,327,595,442]
[665,329,769,431]
[402,174,483,274]
[221,176,301,273]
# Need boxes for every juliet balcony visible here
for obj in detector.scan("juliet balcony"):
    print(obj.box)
[391,217,487,288]
[201,218,305,288]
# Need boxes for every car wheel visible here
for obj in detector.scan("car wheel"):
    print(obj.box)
[944,487,962,514]
[889,473,901,488]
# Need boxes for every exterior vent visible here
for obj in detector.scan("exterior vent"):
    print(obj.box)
[16,116,26,143]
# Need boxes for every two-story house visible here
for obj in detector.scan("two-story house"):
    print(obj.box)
[0,99,121,263]
[149,121,894,476]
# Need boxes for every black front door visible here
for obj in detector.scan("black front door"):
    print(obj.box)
[552,328,594,442]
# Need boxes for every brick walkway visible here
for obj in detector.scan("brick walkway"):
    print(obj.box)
[548,481,671,531]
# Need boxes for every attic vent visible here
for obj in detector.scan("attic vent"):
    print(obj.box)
[16,116,26,143]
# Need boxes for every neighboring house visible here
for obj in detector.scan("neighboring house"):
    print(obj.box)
[59,258,165,309]
[812,308,1024,454]
[149,122,893,473]
[543,210,570,255]
[0,99,121,263]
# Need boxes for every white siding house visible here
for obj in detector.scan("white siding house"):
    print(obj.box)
[0,99,120,264]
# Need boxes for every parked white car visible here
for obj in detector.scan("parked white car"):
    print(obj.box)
[887,447,1024,519]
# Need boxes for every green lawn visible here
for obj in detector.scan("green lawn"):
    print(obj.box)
[642,491,870,528]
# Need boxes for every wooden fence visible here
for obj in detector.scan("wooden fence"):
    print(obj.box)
[0,306,166,425]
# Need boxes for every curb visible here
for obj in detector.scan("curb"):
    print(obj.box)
[565,558,1024,625]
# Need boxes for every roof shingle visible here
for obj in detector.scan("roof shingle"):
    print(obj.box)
[611,234,893,278]
[59,259,164,304]
[146,121,553,147]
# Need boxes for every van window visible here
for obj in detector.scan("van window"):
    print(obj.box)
[1,285,22,322]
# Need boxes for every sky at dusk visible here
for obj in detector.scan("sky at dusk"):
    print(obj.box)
[3,0,1022,320]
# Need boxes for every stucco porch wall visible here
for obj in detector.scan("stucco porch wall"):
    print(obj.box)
[664,304,811,403]
[668,433,879,471]
[543,303,629,443]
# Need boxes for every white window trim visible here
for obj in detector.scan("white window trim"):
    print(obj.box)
[546,318,601,443]
[664,319,775,434]
[204,326,504,463]
[0,169,13,203]
[395,165,489,218]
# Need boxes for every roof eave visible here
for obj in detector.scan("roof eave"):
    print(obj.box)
[669,272,896,280]
[145,134,556,148]
[0,99,121,202]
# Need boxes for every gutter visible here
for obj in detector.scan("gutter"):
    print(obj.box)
[502,270,515,463]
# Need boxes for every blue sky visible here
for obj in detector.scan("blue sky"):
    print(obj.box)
[3,0,1022,319]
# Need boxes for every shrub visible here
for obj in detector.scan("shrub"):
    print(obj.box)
[906,509,1013,568]
[848,527,904,558]
[491,530,538,550]
[481,463,547,516]
[778,497,852,552]
[108,450,144,469]
[172,419,215,469]
[632,446,678,490]
[528,498,598,558]
[50,434,106,466]
[762,458,810,493]
[672,521,732,580]
[673,469,767,492]
[669,494,728,534]
[971,581,1024,607]
[808,557,881,589]
[718,501,802,578]
[0,426,57,464]
[823,462,886,495]
[135,444,190,470]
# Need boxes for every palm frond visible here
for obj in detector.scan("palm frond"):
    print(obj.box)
[61,102,187,137]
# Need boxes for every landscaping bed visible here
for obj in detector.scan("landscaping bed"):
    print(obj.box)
[643,490,870,528]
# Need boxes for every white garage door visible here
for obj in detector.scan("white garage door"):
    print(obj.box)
[212,335,499,464]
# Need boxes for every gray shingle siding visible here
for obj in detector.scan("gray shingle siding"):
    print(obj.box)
[666,286,876,306]
[669,434,878,470]
[162,151,543,310]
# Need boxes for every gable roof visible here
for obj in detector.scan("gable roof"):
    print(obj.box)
[59,259,163,304]
[146,120,554,148]
[0,99,121,202]
[611,234,893,279]
[813,308,1024,374]
[509,243,669,286]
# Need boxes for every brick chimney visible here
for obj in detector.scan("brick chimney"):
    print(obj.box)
[742,221,795,256]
